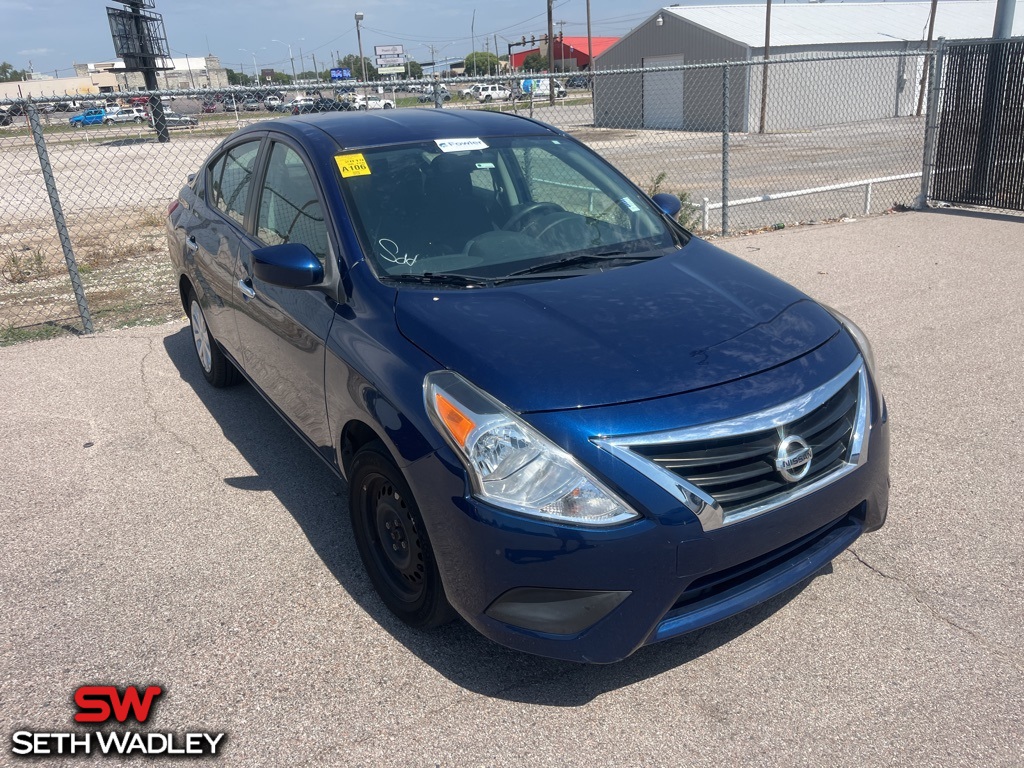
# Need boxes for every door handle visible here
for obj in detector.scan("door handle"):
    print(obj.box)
[238,278,256,300]
[185,236,199,254]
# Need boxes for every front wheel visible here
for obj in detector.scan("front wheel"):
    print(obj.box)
[103,119,114,125]
[133,116,143,123]
[349,444,455,629]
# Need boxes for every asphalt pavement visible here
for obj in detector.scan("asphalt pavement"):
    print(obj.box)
[1,207,1022,766]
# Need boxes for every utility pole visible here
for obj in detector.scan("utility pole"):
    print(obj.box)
[472,9,477,77]
[547,0,555,105]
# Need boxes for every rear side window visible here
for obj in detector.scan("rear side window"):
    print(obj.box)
[208,140,261,227]
[255,143,329,263]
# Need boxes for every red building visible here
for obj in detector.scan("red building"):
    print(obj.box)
[510,36,619,72]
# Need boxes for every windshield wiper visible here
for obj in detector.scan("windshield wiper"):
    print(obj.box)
[503,251,655,279]
[382,272,493,288]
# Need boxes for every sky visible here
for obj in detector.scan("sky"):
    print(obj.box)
[0,0,671,79]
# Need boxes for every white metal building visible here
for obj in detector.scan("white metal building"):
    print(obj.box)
[594,1,1024,131]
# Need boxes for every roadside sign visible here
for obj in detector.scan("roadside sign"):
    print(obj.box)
[374,44,404,56]
[378,66,405,75]
[330,68,352,80]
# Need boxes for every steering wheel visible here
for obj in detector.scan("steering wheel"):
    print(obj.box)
[503,202,564,231]
[530,212,588,242]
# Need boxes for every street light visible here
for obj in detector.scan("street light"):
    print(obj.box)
[239,48,264,87]
[355,12,368,98]
[272,39,297,84]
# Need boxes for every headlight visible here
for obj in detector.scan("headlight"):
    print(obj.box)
[424,371,639,526]
[825,305,879,389]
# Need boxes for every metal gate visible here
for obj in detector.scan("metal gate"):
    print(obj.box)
[931,38,1024,211]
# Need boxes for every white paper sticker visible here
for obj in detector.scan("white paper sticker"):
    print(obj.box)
[435,138,489,153]
[475,162,495,169]
[620,196,641,212]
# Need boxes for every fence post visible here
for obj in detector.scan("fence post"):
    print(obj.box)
[26,100,94,334]
[721,63,731,237]
[917,38,946,209]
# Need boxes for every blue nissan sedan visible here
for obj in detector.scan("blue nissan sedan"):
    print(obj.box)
[167,109,889,663]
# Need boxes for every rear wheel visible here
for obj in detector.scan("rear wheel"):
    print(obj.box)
[349,444,455,629]
[187,289,239,388]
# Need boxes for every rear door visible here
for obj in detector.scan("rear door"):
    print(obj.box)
[187,137,264,361]
[234,138,337,450]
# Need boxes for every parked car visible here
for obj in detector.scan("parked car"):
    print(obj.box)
[477,83,511,102]
[291,98,354,114]
[417,85,451,102]
[201,100,219,113]
[565,74,591,89]
[353,94,395,110]
[104,106,148,124]
[150,111,199,128]
[460,83,482,100]
[242,98,262,112]
[68,108,107,127]
[0,110,12,127]
[265,95,282,110]
[167,109,889,664]
[222,96,241,111]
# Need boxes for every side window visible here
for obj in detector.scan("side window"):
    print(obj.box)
[209,140,261,227]
[255,143,329,263]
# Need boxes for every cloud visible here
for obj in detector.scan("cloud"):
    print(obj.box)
[17,48,52,56]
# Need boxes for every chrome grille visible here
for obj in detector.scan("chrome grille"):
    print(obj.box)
[632,375,858,513]
[595,357,869,532]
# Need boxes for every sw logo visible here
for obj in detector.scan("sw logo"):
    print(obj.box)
[9,684,225,758]
[74,685,163,723]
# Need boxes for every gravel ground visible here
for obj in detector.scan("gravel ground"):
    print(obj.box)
[1,207,1022,766]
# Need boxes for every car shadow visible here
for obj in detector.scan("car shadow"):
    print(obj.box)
[163,326,827,705]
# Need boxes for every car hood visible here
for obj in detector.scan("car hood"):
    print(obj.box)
[394,238,841,412]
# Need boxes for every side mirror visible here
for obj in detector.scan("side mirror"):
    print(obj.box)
[252,243,324,288]
[651,193,682,218]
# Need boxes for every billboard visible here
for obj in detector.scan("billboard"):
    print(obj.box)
[374,44,404,56]
[330,68,352,80]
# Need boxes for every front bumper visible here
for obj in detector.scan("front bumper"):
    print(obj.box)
[403,346,890,663]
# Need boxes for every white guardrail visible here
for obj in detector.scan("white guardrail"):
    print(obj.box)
[694,172,924,231]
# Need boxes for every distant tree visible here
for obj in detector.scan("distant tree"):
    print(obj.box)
[0,61,27,82]
[463,52,500,76]
[338,53,378,81]
[522,53,547,73]
[225,68,246,86]
[406,61,423,79]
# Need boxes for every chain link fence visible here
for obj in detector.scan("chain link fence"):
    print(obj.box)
[0,51,928,344]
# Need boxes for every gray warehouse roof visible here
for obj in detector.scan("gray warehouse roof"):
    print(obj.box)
[662,1,1024,47]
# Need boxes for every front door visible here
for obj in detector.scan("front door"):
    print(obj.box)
[234,140,337,451]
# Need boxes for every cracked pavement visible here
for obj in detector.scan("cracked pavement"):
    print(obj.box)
[1,208,1022,766]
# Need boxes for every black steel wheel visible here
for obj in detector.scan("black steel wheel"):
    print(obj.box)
[349,443,454,629]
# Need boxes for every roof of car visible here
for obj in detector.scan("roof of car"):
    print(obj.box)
[233,109,560,151]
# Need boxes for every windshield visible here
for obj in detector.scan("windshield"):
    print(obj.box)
[338,135,687,282]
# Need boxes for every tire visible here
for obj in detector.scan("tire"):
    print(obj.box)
[349,443,455,629]
[383,103,393,109]
[133,117,143,123]
[484,95,492,102]
[103,119,113,125]
[187,289,239,388]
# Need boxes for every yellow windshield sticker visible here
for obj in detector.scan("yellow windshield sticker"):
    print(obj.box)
[335,153,371,178]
